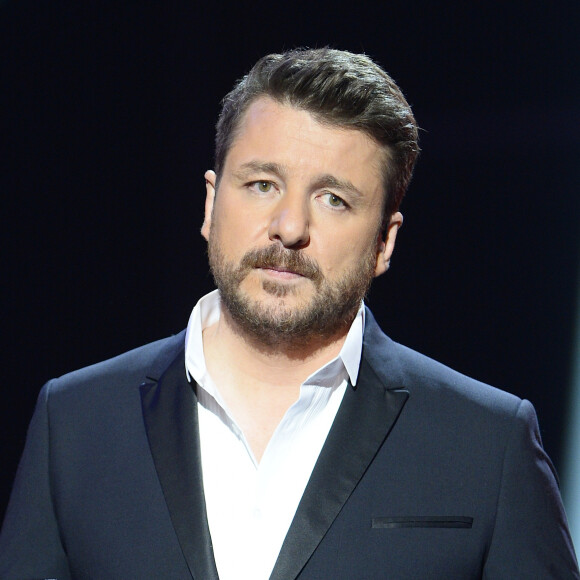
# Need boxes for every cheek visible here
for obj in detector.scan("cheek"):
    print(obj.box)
[211,204,265,256]
[316,235,377,276]
[314,212,381,264]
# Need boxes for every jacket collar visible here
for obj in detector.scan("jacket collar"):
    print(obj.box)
[270,308,409,580]
[140,309,408,580]
[140,345,219,580]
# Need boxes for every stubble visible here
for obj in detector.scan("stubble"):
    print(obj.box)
[208,236,377,351]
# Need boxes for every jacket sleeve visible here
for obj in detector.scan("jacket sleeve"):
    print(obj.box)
[0,381,72,580]
[483,399,579,578]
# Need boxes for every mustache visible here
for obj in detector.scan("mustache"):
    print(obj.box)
[239,245,322,282]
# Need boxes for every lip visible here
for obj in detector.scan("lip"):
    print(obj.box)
[259,266,305,280]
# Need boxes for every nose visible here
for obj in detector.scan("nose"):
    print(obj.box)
[267,192,310,248]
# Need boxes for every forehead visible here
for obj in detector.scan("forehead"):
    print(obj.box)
[224,97,386,193]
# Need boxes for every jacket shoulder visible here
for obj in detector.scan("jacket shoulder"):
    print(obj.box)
[363,308,522,417]
[46,330,186,398]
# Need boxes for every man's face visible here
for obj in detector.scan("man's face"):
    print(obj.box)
[202,97,402,347]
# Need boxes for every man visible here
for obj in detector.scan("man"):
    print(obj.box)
[0,48,578,579]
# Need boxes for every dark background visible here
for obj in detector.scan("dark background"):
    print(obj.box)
[1,1,579,521]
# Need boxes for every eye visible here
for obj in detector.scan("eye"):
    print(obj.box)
[321,193,347,209]
[251,181,273,193]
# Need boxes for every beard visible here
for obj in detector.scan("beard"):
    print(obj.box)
[208,233,377,349]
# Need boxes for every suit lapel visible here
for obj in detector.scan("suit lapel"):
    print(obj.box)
[138,311,406,580]
[140,348,219,580]
[270,315,409,580]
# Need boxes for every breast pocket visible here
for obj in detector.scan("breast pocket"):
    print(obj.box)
[371,516,473,529]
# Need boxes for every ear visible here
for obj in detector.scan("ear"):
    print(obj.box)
[374,212,403,277]
[201,170,216,241]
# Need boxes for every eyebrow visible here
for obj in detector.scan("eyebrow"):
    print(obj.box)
[232,161,288,181]
[311,174,364,200]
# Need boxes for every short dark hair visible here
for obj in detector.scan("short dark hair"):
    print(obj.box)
[214,48,419,219]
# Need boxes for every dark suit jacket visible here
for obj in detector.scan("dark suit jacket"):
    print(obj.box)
[1,310,578,579]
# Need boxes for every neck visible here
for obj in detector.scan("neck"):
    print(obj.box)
[201,306,352,462]
[205,305,350,388]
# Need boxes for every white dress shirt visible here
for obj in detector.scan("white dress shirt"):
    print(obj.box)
[184,290,365,580]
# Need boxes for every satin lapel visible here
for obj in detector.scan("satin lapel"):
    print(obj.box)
[270,356,409,580]
[140,350,219,580]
